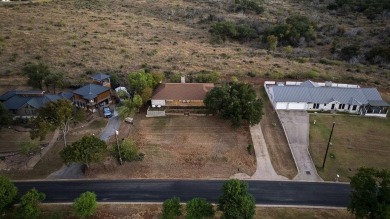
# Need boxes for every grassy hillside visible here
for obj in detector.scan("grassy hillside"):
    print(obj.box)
[0,0,389,92]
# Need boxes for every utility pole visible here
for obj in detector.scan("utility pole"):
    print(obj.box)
[322,122,335,169]
[115,130,123,165]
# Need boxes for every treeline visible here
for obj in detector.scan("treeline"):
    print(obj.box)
[210,14,316,47]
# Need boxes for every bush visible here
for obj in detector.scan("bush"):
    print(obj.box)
[234,0,264,14]
[263,15,316,47]
[366,47,390,64]
[340,45,360,61]
[162,197,181,219]
[73,191,97,218]
[186,198,214,219]
[113,139,143,162]
[210,21,257,42]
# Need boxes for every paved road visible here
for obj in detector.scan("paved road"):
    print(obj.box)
[14,180,350,207]
[277,111,322,181]
[47,110,120,179]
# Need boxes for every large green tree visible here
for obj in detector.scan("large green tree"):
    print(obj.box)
[218,179,255,219]
[204,83,263,127]
[0,176,18,214]
[127,70,161,94]
[17,188,46,219]
[60,135,107,168]
[185,198,214,219]
[73,191,97,218]
[162,197,181,219]
[31,99,74,146]
[348,167,390,219]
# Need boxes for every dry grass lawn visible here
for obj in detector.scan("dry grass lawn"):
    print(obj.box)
[0,0,389,91]
[88,115,256,179]
[3,204,353,219]
[309,114,390,182]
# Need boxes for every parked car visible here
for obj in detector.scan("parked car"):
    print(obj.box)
[103,107,112,118]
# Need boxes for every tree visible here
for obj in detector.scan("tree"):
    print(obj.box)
[31,99,74,146]
[17,188,45,219]
[113,139,143,162]
[162,197,181,219]
[60,135,107,168]
[73,191,97,218]
[44,71,65,93]
[348,168,390,219]
[218,179,255,219]
[0,102,12,129]
[0,176,18,214]
[22,63,50,90]
[186,198,214,219]
[127,70,161,94]
[140,87,153,104]
[204,83,263,127]
[117,99,135,119]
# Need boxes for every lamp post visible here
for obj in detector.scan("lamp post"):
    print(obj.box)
[115,130,123,165]
[322,122,335,169]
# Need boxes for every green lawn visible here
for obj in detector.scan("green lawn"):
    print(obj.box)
[309,114,390,182]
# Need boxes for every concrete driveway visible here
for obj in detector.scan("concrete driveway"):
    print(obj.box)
[48,109,120,179]
[277,110,322,182]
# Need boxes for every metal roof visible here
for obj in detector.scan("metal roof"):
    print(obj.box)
[270,81,388,106]
[0,90,17,101]
[73,84,109,100]
[152,83,215,100]
[3,95,30,110]
[91,73,110,81]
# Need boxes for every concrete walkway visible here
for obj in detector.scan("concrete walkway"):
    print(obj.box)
[277,110,323,182]
[231,123,287,180]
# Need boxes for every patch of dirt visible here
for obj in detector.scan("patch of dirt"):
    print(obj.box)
[258,86,297,179]
[87,114,256,179]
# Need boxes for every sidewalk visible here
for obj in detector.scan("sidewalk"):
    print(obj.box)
[231,123,287,180]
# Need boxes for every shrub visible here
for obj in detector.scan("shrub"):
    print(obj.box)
[340,45,360,61]
[186,198,214,219]
[162,197,181,219]
[366,47,390,64]
[210,22,257,42]
[73,192,97,218]
[234,0,264,14]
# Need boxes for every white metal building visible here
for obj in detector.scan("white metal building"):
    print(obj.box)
[265,80,389,117]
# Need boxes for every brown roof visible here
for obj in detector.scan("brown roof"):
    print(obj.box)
[152,83,215,100]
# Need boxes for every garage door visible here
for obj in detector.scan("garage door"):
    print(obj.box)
[288,103,306,110]
[276,102,288,110]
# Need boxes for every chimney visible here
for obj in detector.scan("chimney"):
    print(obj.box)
[181,76,185,84]
[325,81,332,87]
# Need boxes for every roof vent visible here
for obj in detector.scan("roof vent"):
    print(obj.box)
[325,81,332,87]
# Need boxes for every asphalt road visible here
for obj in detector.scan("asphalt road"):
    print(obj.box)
[14,180,351,207]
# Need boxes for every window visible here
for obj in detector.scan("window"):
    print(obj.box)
[313,104,319,109]
[352,105,357,110]
[338,104,345,109]
[331,104,335,110]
